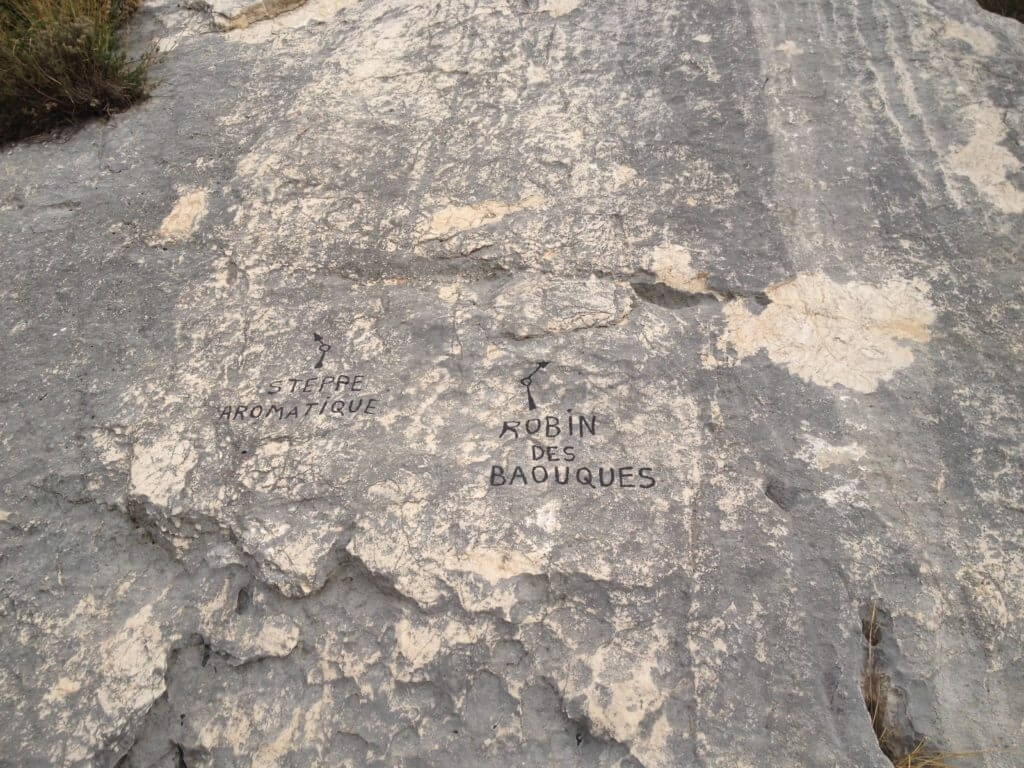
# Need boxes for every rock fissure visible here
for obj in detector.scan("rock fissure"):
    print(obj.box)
[860,600,953,766]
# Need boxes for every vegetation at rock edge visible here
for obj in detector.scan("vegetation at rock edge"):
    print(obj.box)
[978,0,1024,22]
[1,0,153,144]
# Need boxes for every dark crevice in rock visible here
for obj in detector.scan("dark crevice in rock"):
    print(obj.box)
[977,0,1024,22]
[122,497,195,560]
[534,674,637,759]
[199,640,212,668]
[116,641,221,768]
[860,600,933,765]
[173,741,189,768]
[324,546,520,634]
[235,585,252,614]
[565,709,633,761]
[123,498,161,547]
[763,476,804,510]
[28,481,96,507]
[630,280,772,311]
[631,281,720,309]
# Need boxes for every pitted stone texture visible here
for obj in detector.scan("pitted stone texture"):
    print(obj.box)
[1,0,1022,767]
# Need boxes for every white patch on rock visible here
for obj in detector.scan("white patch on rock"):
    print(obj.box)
[445,547,546,583]
[949,105,1024,215]
[90,428,129,466]
[821,479,864,508]
[612,163,638,187]
[798,437,866,470]
[94,605,167,718]
[42,676,82,704]
[307,634,382,695]
[953,529,1024,652]
[648,243,711,293]
[532,500,562,533]
[526,63,548,84]
[240,618,300,661]
[246,521,343,596]
[540,0,581,18]
[154,188,208,243]
[395,619,442,670]
[129,437,196,507]
[556,624,674,767]
[722,273,936,393]
[394,618,484,672]
[419,195,545,241]
[942,19,998,56]
[44,601,171,756]
[958,563,1009,630]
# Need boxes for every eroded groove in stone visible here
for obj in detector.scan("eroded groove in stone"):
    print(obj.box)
[858,600,964,766]
[197,0,310,30]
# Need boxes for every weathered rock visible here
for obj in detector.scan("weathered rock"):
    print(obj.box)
[1,0,1022,766]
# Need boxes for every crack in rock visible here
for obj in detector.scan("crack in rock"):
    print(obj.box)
[491,274,635,339]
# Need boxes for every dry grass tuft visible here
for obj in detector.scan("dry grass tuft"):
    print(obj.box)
[891,741,987,768]
[0,0,154,144]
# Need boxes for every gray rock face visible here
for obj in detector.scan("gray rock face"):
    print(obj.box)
[1,0,1022,766]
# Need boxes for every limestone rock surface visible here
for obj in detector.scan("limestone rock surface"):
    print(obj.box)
[1,0,1023,766]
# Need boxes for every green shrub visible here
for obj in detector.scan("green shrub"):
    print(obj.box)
[0,0,153,144]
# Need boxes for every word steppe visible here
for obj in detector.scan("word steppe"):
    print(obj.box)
[489,413,656,489]
[218,373,379,422]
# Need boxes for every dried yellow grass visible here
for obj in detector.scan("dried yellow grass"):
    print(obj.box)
[0,0,153,143]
